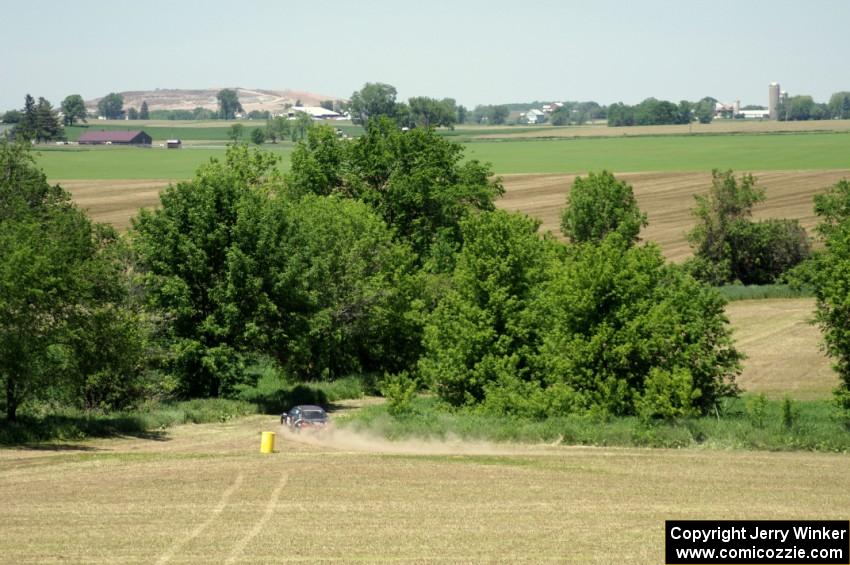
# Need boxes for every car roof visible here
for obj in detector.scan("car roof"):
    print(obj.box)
[296,405,325,411]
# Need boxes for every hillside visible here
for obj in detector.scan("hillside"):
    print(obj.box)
[85,87,341,114]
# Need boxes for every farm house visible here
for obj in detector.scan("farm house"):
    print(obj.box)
[77,130,152,145]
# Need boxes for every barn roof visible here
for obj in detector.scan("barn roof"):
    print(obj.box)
[77,130,149,142]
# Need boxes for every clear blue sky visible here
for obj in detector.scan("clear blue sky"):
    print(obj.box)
[2,0,848,111]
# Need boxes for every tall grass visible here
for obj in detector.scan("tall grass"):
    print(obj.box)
[718,284,814,301]
[0,398,257,444]
[340,395,850,452]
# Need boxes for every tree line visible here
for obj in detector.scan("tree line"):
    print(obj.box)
[3,107,850,425]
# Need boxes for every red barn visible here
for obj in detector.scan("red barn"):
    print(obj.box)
[77,130,152,145]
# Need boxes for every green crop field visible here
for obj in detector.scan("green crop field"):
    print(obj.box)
[63,122,364,142]
[35,132,850,180]
[464,132,850,174]
[35,145,293,179]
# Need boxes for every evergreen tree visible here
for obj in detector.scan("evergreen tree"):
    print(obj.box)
[35,97,64,142]
[16,95,38,140]
[139,101,149,120]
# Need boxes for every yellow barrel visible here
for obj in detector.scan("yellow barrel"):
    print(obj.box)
[260,431,275,454]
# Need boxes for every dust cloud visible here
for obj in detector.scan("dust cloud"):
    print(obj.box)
[277,425,568,457]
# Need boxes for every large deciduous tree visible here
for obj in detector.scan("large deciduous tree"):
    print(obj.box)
[60,94,88,126]
[687,170,766,285]
[687,170,810,285]
[420,209,742,418]
[348,82,399,127]
[97,92,124,119]
[216,89,244,120]
[0,141,139,420]
[285,119,504,266]
[809,179,850,414]
[560,171,647,245]
[131,145,282,397]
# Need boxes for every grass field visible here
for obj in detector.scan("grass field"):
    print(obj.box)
[37,145,293,180]
[464,132,850,174]
[35,131,850,180]
[727,298,834,399]
[2,413,848,563]
[63,120,364,142]
[0,292,843,561]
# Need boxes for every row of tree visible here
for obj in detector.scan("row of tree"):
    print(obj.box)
[777,92,850,121]
[3,115,850,423]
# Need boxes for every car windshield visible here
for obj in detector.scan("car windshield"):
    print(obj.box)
[302,410,326,421]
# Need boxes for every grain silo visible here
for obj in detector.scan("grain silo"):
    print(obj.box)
[768,82,780,120]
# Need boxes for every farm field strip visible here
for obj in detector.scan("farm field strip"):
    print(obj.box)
[61,170,850,259]
[472,118,850,139]
[499,169,850,261]
[35,131,850,180]
[1,415,848,563]
[464,132,850,174]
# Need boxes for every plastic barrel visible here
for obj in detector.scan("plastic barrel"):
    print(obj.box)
[260,431,275,454]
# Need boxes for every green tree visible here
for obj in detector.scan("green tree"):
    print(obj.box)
[687,170,765,285]
[287,117,504,265]
[97,92,124,119]
[809,179,850,413]
[694,97,717,124]
[787,95,815,120]
[60,94,87,126]
[131,145,283,397]
[408,97,457,129]
[291,111,313,141]
[528,237,741,417]
[15,95,38,140]
[139,101,150,120]
[421,212,742,417]
[2,110,22,124]
[127,107,139,120]
[35,97,64,142]
[228,123,244,143]
[348,82,399,127]
[250,127,266,145]
[726,219,810,284]
[285,125,350,198]
[229,195,422,380]
[490,105,509,125]
[265,116,290,143]
[0,141,135,420]
[456,104,468,124]
[216,89,244,120]
[420,210,556,407]
[560,171,647,245]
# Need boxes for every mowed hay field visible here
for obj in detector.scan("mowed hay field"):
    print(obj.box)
[499,169,850,261]
[2,415,849,564]
[727,298,835,399]
[61,180,170,230]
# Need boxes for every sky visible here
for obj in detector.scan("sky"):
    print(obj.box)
[2,0,849,111]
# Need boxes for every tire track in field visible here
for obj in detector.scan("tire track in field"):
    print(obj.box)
[155,472,244,565]
[224,472,289,564]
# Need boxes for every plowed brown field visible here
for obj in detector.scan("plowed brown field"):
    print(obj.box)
[474,119,850,139]
[499,170,850,261]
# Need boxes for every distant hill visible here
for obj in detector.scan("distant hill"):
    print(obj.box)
[85,87,342,114]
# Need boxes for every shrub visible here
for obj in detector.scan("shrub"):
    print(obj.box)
[381,372,418,417]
